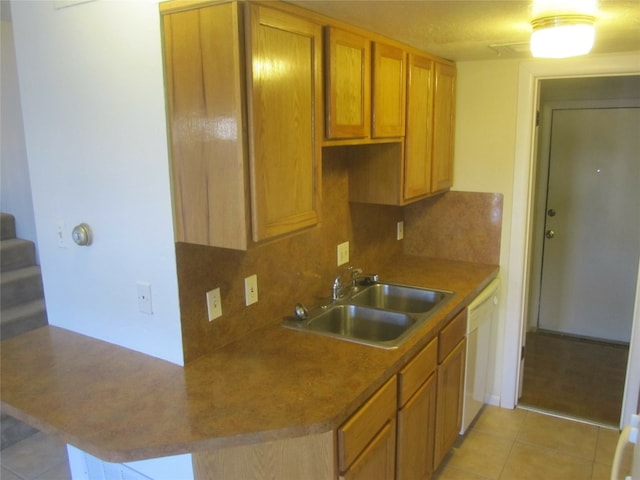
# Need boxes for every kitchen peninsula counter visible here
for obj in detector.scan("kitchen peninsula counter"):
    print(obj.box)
[0,257,498,463]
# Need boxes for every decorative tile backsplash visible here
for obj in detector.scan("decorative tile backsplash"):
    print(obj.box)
[404,191,503,265]
[176,148,503,363]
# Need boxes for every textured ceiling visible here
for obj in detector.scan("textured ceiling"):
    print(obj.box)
[289,0,640,61]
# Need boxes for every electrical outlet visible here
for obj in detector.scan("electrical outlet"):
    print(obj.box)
[244,274,258,306]
[337,241,349,266]
[137,282,153,315]
[206,288,222,321]
[397,221,404,240]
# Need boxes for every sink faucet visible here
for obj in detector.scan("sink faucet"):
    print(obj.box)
[332,266,363,301]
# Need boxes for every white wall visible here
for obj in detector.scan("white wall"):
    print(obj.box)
[9,0,183,365]
[454,53,640,425]
[10,1,190,476]
[453,58,521,402]
[1,10,38,245]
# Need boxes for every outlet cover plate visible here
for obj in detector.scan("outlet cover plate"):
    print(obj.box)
[244,274,258,306]
[337,241,349,266]
[206,288,222,321]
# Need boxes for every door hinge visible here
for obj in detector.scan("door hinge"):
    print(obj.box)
[521,345,526,360]
[535,110,540,127]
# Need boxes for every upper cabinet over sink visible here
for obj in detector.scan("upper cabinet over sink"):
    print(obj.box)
[323,28,406,143]
[161,1,321,250]
[161,0,455,248]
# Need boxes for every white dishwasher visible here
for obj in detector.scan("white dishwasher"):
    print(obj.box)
[460,276,500,434]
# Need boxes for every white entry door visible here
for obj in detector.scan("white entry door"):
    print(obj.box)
[538,106,640,342]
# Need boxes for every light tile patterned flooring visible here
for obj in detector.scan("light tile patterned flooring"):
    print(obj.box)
[0,406,627,480]
[434,405,625,480]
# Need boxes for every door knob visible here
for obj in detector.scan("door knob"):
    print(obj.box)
[545,229,555,239]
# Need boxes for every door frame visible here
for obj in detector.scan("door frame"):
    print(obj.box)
[502,53,640,428]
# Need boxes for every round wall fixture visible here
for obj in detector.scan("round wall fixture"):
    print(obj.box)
[72,223,92,246]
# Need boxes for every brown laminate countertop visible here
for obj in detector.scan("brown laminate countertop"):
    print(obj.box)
[0,256,498,463]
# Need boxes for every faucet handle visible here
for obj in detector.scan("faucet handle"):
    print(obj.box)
[355,272,379,286]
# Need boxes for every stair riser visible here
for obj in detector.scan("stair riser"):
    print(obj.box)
[0,214,17,240]
[1,241,36,272]
[0,309,48,340]
[1,274,45,310]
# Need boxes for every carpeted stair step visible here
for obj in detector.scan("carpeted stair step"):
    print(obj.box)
[0,298,48,340]
[1,238,36,272]
[0,213,17,240]
[0,265,45,310]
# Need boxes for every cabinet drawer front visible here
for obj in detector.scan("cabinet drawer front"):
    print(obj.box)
[338,376,397,471]
[438,310,467,363]
[397,337,437,407]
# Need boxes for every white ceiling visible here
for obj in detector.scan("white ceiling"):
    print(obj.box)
[289,0,640,61]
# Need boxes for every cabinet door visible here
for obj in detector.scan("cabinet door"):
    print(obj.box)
[434,338,466,468]
[340,418,396,480]
[404,53,435,201]
[397,373,437,480]
[162,3,249,249]
[246,6,322,242]
[325,27,370,139]
[372,42,406,138]
[431,62,456,193]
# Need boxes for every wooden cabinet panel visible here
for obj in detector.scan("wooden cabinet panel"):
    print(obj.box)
[247,5,322,241]
[372,42,406,138]
[338,376,397,472]
[162,2,321,249]
[340,418,396,480]
[397,373,437,480]
[398,337,437,406]
[162,3,249,249]
[434,338,466,468]
[325,27,370,139]
[404,54,435,200]
[193,431,335,480]
[438,309,467,363]
[431,61,456,193]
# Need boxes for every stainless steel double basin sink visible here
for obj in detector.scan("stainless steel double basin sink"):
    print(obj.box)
[282,282,454,349]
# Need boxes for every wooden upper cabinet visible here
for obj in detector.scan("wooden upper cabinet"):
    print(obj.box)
[162,3,249,249]
[246,5,322,242]
[372,42,406,138]
[325,27,371,139]
[432,61,456,193]
[404,54,435,201]
[161,2,321,249]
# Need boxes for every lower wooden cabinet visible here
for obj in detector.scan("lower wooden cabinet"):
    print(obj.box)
[396,337,438,480]
[338,376,397,480]
[434,314,467,468]
[340,418,397,480]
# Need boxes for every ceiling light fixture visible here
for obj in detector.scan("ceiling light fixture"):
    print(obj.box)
[530,14,596,58]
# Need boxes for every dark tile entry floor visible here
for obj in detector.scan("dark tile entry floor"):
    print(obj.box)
[519,330,629,426]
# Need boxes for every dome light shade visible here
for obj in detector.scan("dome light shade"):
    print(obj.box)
[530,15,595,58]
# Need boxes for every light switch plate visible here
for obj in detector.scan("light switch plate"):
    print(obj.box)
[244,275,258,306]
[137,282,153,315]
[337,241,349,266]
[397,221,404,240]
